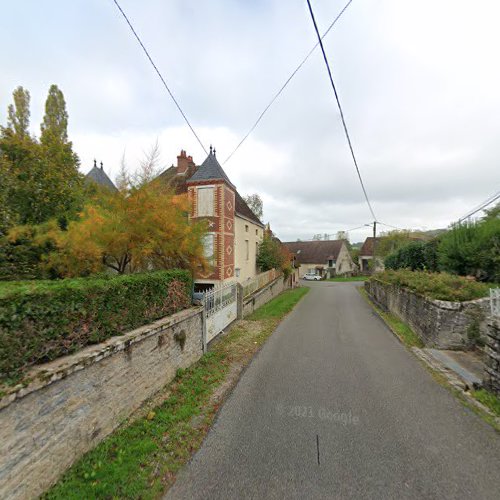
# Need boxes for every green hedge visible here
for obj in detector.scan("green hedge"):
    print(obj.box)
[370,269,492,302]
[0,270,192,383]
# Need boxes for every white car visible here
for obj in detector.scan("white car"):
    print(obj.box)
[303,272,321,281]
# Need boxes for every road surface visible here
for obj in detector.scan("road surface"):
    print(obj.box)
[167,282,500,499]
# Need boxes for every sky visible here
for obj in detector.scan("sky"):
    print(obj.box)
[1,0,499,243]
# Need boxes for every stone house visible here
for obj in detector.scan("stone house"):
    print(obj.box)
[282,240,355,278]
[358,237,384,273]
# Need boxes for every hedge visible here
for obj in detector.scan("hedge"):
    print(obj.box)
[370,269,492,302]
[0,270,192,383]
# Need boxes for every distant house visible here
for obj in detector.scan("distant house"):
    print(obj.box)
[358,237,383,273]
[85,160,117,192]
[282,240,355,278]
[157,148,265,291]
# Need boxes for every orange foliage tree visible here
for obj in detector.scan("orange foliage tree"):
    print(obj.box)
[48,182,208,277]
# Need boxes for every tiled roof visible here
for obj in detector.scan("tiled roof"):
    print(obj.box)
[359,237,379,256]
[235,191,263,226]
[282,240,344,264]
[85,164,118,192]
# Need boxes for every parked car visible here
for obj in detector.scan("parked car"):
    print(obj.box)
[303,272,321,281]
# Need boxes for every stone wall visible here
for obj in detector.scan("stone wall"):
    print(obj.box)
[0,307,204,500]
[483,318,500,395]
[241,274,294,318]
[365,279,490,349]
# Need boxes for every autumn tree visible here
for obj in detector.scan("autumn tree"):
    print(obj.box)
[49,178,208,277]
[256,230,291,276]
[243,193,263,220]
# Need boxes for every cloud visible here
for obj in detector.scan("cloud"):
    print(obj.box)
[1,0,499,244]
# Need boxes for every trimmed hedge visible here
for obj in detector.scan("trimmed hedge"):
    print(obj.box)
[370,269,491,302]
[0,270,192,383]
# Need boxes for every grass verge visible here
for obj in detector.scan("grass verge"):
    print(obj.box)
[472,389,500,417]
[359,288,500,431]
[44,286,309,499]
[358,287,423,348]
[325,276,367,282]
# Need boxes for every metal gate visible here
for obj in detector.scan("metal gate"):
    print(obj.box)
[203,282,238,343]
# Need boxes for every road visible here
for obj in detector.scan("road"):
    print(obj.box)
[166,282,500,499]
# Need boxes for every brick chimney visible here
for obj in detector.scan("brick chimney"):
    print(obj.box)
[176,150,195,175]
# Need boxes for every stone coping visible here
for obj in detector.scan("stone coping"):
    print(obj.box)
[368,279,490,309]
[242,275,284,305]
[0,306,203,411]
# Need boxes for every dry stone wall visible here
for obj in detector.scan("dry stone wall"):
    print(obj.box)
[0,307,204,500]
[365,279,490,349]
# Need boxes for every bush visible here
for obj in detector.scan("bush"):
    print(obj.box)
[438,216,500,282]
[370,269,491,302]
[385,240,439,272]
[0,270,192,382]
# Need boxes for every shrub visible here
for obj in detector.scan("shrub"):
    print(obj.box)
[0,270,192,383]
[384,240,439,272]
[438,215,500,282]
[370,269,491,302]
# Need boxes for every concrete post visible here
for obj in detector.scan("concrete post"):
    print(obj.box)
[236,283,244,320]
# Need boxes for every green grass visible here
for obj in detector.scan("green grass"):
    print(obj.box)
[326,276,367,282]
[249,287,309,320]
[472,389,500,417]
[359,288,424,348]
[45,286,309,499]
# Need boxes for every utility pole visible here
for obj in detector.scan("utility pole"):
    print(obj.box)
[372,221,377,270]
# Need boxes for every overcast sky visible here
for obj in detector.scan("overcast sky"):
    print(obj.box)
[1,0,499,242]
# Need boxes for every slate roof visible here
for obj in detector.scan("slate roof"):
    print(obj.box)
[282,240,344,264]
[155,150,264,227]
[85,162,118,192]
[187,150,234,188]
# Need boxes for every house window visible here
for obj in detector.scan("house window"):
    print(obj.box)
[197,187,214,216]
[255,229,258,236]
[203,233,215,262]
[245,240,249,260]
[245,224,249,232]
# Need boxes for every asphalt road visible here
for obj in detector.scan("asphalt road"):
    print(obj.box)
[166,282,500,500]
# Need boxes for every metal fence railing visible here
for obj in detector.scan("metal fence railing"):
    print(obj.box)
[242,268,280,298]
[203,282,237,318]
[491,288,500,317]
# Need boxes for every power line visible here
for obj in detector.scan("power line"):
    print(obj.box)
[458,190,500,223]
[306,0,377,222]
[222,0,353,165]
[111,0,208,155]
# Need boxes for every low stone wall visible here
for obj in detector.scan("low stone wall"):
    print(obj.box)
[241,274,293,318]
[0,307,204,500]
[365,279,490,349]
[483,318,500,395]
